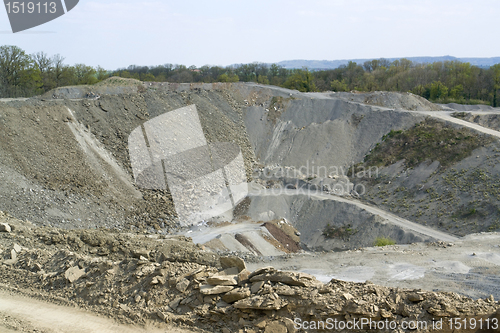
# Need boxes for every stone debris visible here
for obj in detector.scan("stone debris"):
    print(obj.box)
[408,292,425,302]
[13,243,22,253]
[0,223,11,233]
[251,281,265,294]
[0,213,499,333]
[220,256,246,272]
[175,278,190,293]
[200,285,234,295]
[220,267,239,275]
[263,321,287,333]
[131,248,150,259]
[249,268,322,287]
[3,249,17,266]
[207,275,238,286]
[222,287,251,303]
[248,266,274,279]
[64,266,86,283]
[237,269,251,283]
[233,294,287,311]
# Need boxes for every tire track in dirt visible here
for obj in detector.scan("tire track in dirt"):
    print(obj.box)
[0,290,198,333]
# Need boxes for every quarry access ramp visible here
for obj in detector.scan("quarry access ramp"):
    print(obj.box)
[251,188,459,242]
[415,110,500,139]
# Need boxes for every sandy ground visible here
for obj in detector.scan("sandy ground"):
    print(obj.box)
[0,289,199,333]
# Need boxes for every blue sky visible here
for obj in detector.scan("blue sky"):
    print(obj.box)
[1,0,499,69]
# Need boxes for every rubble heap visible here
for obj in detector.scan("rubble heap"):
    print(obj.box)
[1,212,499,332]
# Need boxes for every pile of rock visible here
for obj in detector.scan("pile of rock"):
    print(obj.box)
[1,242,22,265]
[148,256,500,333]
[1,215,499,333]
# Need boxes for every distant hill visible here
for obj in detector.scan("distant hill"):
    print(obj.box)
[276,56,500,69]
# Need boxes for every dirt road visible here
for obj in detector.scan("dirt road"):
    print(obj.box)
[415,110,500,138]
[0,289,198,333]
[307,90,500,139]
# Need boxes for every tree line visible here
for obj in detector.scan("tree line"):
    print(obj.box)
[1,45,499,106]
[113,59,500,106]
[0,45,108,98]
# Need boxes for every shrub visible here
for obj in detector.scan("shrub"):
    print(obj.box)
[322,223,358,240]
[363,118,494,168]
[374,237,396,246]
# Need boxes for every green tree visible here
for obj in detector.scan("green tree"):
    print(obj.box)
[51,54,66,87]
[32,51,56,92]
[257,75,269,85]
[73,64,98,85]
[449,84,464,100]
[120,70,131,78]
[330,79,348,92]
[141,73,156,81]
[492,64,500,107]
[283,69,316,92]
[429,81,448,100]
[217,73,230,82]
[343,61,364,89]
[96,66,109,81]
[217,71,240,83]
[269,63,280,77]
[0,45,41,97]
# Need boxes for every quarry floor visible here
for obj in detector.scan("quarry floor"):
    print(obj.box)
[247,233,500,301]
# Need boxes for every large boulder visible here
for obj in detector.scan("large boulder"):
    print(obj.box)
[220,256,246,272]
[249,268,322,287]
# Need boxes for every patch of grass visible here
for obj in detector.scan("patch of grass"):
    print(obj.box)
[451,111,469,119]
[364,118,494,168]
[374,237,396,246]
[431,97,491,106]
[452,205,486,219]
[488,219,500,232]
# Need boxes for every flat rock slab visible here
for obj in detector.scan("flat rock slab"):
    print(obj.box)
[200,285,234,295]
[233,295,287,310]
[207,275,238,286]
[250,269,322,287]
[222,288,251,303]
